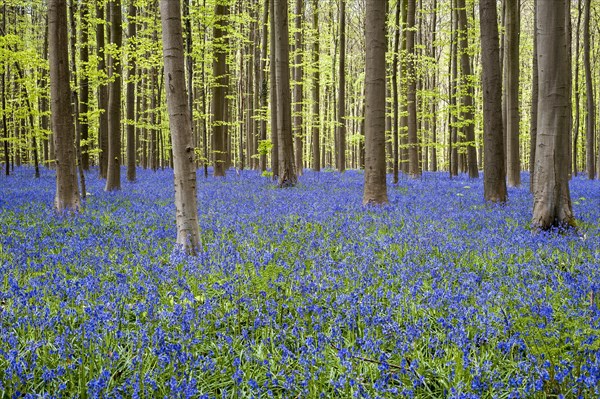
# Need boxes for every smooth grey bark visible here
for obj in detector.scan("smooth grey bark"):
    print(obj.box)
[49,0,80,212]
[505,0,520,186]
[274,0,296,187]
[362,0,388,205]
[159,0,201,254]
[269,0,278,176]
[392,0,400,183]
[258,0,268,172]
[105,0,122,191]
[80,1,89,170]
[532,0,575,230]
[479,0,507,202]
[530,0,538,192]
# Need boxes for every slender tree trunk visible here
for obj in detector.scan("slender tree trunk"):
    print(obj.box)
[49,0,80,212]
[97,0,108,178]
[573,0,582,176]
[159,0,201,254]
[406,0,419,177]
[212,2,229,177]
[479,0,507,202]
[80,0,90,171]
[430,0,438,172]
[449,1,458,177]
[392,1,400,182]
[530,0,538,192]
[274,0,296,187]
[311,0,320,172]
[269,0,278,176]
[294,0,304,174]
[337,0,346,172]
[456,0,478,178]
[258,0,269,172]
[126,2,137,182]
[584,0,594,179]
[1,3,7,176]
[532,0,575,230]
[105,0,122,191]
[363,0,388,205]
[505,0,520,186]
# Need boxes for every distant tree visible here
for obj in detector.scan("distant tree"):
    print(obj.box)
[363,0,388,205]
[311,0,320,172]
[274,0,296,187]
[126,2,137,182]
[160,0,201,254]
[96,0,108,178]
[337,0,346,173]
[105,0,122,191]
[479,0,507,202]
[532,0,575,229]
[49,0,80,212]
[584,0,594,179]
[212,1,229,177]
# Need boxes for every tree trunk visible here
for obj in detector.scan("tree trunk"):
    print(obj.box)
[105,0,122,191]
[505,0,520,186]
[532,0,575,230]
[392,0,400,182]
[430,0,438,172]
[311,0,320,172]
[337,0,346,172]
[479,0,507,203]
[212,2,229,177]
[274,0,297,187]
[572,0,582,176]
[456,0,478,178]
[49,0,80,212]
[583,0,594,179]
[530,0,538,192]
[159,0,201,254]
[126,2,137,182]
[294,0,304,174]
[269,0,278,176]
[1,3,7,176]
[406,0,419,178]
[258,0,268,172]
[97,1,108,178]
[80,1,90,170]
[363,0,388,205]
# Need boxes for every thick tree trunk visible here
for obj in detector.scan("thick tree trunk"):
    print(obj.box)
[96,1,108,178]
[159,0,201,254]
[105,0,122,191]
[584,0,594,179]
[274,0,297,187]
[479,0,507,203]
[573,0,582,176]
[293,0,304,174]
[505,0,520,186]
[337,0,346,172]
[363,0,388,205]
[49,0,80,212]
[126,2,137,182]
[456,0,478,178]
[212,2,229,177]
[532,0,575,230]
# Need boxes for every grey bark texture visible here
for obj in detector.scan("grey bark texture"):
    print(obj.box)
[159,0,201,254]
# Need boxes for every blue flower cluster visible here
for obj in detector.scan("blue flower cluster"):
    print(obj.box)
[1,167,599,398]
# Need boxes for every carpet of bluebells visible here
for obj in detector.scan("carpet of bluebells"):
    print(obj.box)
[1,167,600,398]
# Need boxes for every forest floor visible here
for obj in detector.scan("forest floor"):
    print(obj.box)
[1,167,599,398]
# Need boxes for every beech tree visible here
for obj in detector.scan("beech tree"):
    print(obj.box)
[105,0,122,191]
[362,0,388,205]
[160,0,201,254]
[532,0,575,229]
[49,0,80,212]
[479,0,507,203]
[212,1,229,177]
[504,0,520,187]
